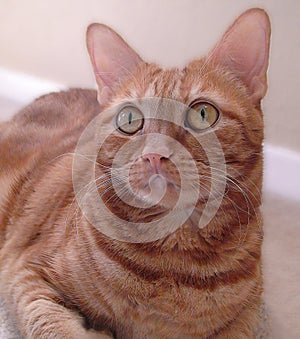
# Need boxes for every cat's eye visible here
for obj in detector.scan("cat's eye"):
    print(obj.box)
[116,106,144,134]
[185,101,220,131]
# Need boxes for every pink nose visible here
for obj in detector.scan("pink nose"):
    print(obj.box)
[142,153,166,173]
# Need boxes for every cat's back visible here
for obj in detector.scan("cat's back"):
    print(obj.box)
[11,88,98,130]
[0,88,99,244]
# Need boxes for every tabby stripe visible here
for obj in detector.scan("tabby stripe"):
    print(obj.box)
[94,237,258,291]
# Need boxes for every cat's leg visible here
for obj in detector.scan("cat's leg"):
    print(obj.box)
[3,268,113,338]
[212,303,260,339]
[20,299,112,339]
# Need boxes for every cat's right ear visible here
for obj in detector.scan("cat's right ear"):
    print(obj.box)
[86,24,143,105]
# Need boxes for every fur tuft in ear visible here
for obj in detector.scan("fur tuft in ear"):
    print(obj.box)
[210,8,271,105]
[86,24,143,105]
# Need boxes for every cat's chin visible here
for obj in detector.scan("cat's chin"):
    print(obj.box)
[133,174,181,210]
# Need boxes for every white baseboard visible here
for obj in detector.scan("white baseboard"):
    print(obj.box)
[264,144,300,201]
[0,67,65,104]
[0,68,299,201]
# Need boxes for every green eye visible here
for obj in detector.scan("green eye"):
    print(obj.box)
[185,101,220,131]
[116,106,144,134]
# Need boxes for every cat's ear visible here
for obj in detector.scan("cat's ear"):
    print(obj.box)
[86,24,143,105]
[210,8,271,105]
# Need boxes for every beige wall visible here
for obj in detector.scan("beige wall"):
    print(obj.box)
[0,0,299,152]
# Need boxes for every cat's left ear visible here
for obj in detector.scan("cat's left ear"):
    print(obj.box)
[86,24,143,105]
[210,8,271,105]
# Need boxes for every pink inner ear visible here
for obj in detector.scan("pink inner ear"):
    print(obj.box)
[87,24,143,104]
[211,9,271,103]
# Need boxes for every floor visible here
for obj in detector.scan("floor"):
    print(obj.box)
[262,194,300,339]
[0,98,299,338]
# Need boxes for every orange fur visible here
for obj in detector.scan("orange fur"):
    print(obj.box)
[0,8,270,338]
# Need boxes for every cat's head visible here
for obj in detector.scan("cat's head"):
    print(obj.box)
[76,8,270,243]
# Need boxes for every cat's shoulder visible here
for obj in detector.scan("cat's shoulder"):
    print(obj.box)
[12,88,99,129]
[0,88,100,168]
[0,88,100,217]
[0,87,99,165]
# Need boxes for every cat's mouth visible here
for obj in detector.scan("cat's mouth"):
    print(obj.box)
[131,173,181,210]
[128,157,182,210]
[142,174,180,195]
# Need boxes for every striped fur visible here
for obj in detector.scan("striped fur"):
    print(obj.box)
[0,9,270,339]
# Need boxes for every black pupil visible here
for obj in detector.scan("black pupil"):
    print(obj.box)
[128,111,133,125]
[200,107,206,121]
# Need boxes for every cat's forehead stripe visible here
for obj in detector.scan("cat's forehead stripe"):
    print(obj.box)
[144,69,183,100]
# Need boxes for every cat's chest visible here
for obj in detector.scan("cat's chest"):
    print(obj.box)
[67,246,221,338]
[91,272,212,338]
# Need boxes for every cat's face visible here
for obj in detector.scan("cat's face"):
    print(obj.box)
[74,9,270,243]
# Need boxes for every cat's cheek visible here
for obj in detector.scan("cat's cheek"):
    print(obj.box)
[96,135,128,166]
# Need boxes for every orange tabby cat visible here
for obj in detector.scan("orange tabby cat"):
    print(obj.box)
[0,8,270,339]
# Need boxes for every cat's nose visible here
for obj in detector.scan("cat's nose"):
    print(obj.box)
[142,153,167,173]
